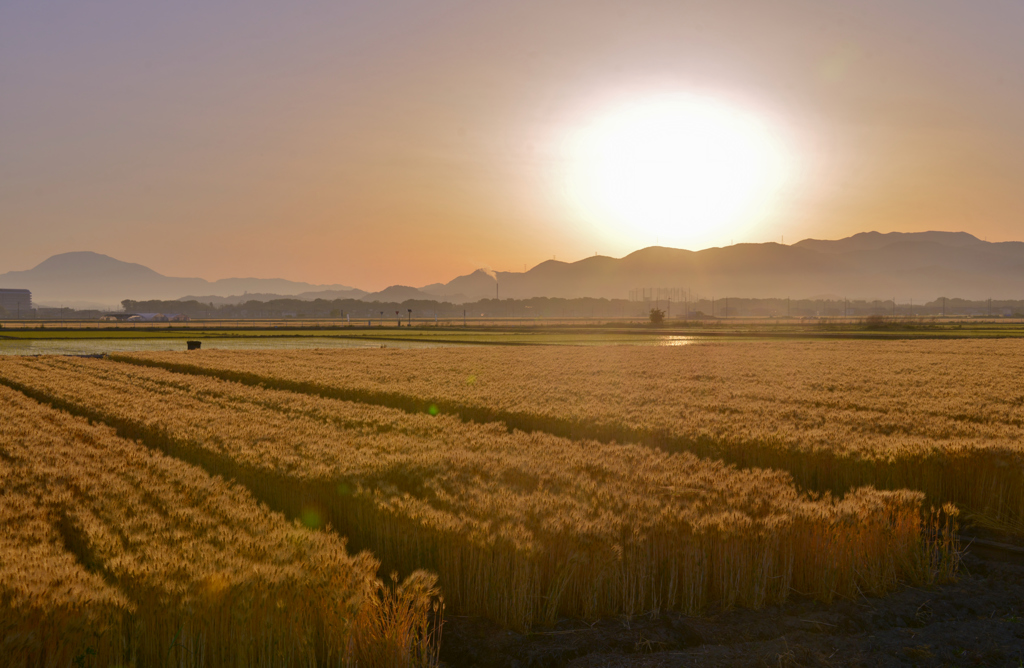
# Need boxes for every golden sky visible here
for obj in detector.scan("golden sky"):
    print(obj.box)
[2,1,1023,290]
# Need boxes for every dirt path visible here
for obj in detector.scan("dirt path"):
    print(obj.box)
[441,543,1024,668]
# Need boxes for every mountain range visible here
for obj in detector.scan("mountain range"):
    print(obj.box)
[3,231,1023,309]
[472,231,1024,303]
[0,252,363,309]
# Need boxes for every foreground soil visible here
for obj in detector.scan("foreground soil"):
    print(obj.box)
[440,541,1024,668]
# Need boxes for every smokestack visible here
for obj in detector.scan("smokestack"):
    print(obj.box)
[496,281,499,300]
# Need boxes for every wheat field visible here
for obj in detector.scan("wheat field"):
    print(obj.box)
[0,354,958,635]
[0,382,440,668]
[114,341,1024,533]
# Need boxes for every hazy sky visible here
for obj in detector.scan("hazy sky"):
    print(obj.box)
[3,1,1023,289]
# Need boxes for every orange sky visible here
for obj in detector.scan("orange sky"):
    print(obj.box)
[2,1,1023,290]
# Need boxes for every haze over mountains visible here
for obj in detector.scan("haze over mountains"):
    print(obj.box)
[0,252,364,309]
[3,232,1023,309]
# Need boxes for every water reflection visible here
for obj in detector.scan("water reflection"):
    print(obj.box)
[656,336,698,346]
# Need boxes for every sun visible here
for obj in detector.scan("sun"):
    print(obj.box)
[565,94,792,249]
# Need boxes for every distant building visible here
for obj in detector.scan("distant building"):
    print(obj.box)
[115,312,190,323]
[127,313,168,322]
[0,289,32,317]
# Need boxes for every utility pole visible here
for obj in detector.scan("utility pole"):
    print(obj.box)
[463,310,467,327]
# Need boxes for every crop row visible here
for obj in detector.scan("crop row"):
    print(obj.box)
[114,342,1024,533]
[0,356,957,631]
[0,460,129,667]
[0,383,439,667]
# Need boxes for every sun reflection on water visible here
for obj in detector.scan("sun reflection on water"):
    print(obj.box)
[657,336,698,347]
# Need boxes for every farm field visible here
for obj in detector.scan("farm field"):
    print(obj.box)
[0,383,439,667]
[0,326,701,354]
[120,340,1024,535]
[6,342,1024,665]
[0,334,459,356]
[0,354,958,646]
[6,317,1024,349]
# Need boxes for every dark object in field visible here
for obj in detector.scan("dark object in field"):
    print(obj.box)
[186,341,201,350]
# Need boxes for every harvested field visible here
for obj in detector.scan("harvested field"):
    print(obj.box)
[115,341,1024,534]
[0,356,956,634]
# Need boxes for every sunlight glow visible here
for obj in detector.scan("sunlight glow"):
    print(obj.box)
[565,94,793,250]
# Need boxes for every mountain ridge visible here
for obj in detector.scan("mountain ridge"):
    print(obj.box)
[4,231,1024,308]
[0,251,362,309]
[414,231,1024,302]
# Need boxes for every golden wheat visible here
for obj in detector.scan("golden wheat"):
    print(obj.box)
[0,382,439,667]
[0,462,131,668]
[0,356,956,631]
[114,342,1024,533]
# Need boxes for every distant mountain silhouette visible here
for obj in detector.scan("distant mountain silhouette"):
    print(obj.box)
[5,233,1024,308]
[0,252,360,309]
[360,285,437,303]
[793,231,990,254]
[420,270,499,303]
[180,289,367,307]
[416,231,1024,301]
